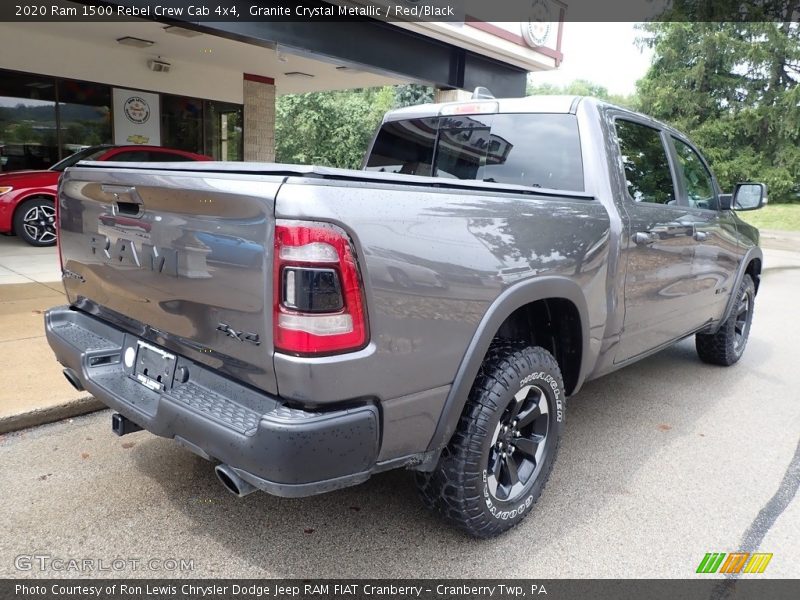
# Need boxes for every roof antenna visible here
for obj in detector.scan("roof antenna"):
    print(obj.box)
[472,86,495,100]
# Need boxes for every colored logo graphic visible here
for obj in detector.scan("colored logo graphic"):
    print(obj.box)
[521,0,553,47]
[696,552,773,574]
[123,96,151,124]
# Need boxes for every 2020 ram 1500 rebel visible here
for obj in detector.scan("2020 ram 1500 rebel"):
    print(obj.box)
[46,96,765,537]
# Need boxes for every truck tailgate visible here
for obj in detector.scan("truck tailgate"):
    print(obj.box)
[58,165,282,394]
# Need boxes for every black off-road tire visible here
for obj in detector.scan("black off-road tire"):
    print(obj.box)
[416,341,565,538]
[696,274,756,366]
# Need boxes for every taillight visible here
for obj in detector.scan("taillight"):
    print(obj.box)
[439,101,499,116]
[273,220,367,355]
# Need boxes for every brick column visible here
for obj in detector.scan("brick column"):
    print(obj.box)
[434,88,472,103]
[243,73,276,162]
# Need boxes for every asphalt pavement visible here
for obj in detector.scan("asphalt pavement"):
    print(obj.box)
[1,267,798,579]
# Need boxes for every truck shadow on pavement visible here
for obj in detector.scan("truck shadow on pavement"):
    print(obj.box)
[127,334,774,578]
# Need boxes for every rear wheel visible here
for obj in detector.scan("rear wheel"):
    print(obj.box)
[14,197,57,246]
[696,274,755,366]
[416,341,564,537]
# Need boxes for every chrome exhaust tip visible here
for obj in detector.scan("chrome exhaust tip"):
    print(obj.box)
[62,368,84,391]
[215,464,257,498]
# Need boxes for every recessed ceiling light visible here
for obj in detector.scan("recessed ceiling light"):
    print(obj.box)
[116,36,155,48]
[163,25,203,38]
[284,71,314,78]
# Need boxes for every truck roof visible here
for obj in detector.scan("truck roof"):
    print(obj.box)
[382,95,687,141]
[383,95,586,122]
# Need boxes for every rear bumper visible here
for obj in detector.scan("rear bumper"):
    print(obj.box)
[44,305,379,497]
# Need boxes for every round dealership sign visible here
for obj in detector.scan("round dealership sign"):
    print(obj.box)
[522,0,553,47]
[123,96,151,125]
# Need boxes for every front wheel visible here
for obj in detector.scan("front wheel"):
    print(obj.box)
[696,274,756,366]
[416,342,564,538]
[14,197,57,246]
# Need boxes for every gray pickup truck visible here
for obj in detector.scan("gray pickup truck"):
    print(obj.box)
[45,95,765,537]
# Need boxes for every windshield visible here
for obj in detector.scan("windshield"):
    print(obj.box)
[49,146,112,172]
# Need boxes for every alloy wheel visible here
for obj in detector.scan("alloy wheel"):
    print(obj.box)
[22,203,56,244]
[733,287,752,354]
[487,384,550,502]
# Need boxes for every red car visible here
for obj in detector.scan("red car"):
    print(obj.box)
[0,145,211,246]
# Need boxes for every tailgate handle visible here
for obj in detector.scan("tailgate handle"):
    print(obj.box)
[102,185,143,218]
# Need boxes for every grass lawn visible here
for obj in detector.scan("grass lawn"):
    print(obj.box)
[737,203,800,232]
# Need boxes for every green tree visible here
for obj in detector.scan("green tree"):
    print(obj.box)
[636,16,800,202]
[393,84,434,108]
[275,86,394,168]
[8,122,36,143]
[526,78,639,109]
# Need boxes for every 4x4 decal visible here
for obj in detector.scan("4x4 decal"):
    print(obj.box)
[216,322,261,346]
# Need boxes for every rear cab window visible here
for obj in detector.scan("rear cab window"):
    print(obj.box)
[365,113,584,192]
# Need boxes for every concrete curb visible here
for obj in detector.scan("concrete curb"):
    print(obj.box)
[0,396,105,434]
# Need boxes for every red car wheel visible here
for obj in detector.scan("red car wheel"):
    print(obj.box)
[14,197,57,246]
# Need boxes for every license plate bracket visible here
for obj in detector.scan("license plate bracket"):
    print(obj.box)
[133,341,176,392]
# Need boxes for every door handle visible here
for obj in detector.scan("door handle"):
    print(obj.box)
[633,231,655,245]
[102,185,144,218]
[694,231,709,242]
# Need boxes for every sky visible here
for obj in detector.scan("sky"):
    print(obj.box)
[531,22,654,96]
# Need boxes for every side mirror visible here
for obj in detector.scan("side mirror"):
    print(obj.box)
[732,182,767,211]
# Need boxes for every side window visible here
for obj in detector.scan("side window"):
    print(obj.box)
[110,151,149,162]
[672,138,717,210]
[615,119,676,205]
[146,152,194,162]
